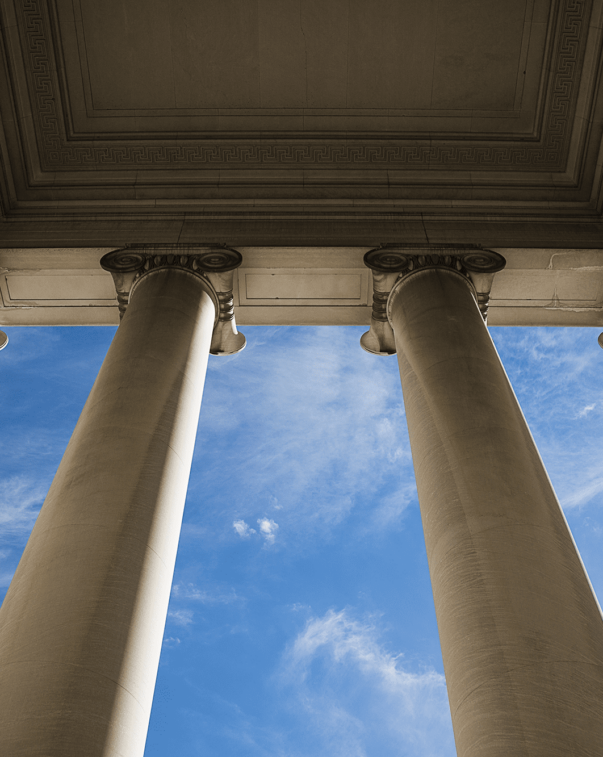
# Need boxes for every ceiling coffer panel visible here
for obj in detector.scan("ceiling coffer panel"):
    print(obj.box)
[13,0,594,169]
[0,0,601,217]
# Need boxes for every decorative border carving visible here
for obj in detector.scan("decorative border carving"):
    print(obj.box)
[16,0,590,171]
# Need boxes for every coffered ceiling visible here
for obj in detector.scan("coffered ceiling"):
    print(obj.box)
[0,0,601,246]
[1,0,603,328]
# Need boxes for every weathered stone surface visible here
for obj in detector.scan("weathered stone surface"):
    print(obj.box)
[391,265,603,756]
[0,267,216,756]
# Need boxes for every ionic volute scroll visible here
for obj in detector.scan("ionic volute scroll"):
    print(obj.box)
[361,245,506,355]
[203,263,246,356]
[100,245,246,356]
[360,253,401,355]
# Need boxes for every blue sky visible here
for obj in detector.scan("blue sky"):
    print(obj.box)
[1,323,603,757]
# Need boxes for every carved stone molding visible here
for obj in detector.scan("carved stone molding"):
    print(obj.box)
[14,0,591,172]
[361,245,506,355]
[100,245,245,355]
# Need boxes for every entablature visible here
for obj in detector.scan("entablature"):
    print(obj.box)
[1,245,603,328]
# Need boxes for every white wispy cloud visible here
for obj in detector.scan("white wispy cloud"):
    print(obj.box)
[290,602,312,613]
[277,608,455,757]
[193,327,413,548]
[491,327,603,516]
[363,483,417,534]
[0,327,62,366]
[168,609,194,627]
[283,609,443,692]
[257,518,279,545]
[233,519,256,538]
[577,403,596,418]
[0,476,46,536]
[562,472,603,509]
[171,582,240,604]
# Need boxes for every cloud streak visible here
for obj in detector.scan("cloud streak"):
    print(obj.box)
[192,327,413,550]
[167,609,194,627]
[577,403,596,418]
[0,476,46,536]
[278,608,455,757]
[491,327,603,514]
[171,582,241,605]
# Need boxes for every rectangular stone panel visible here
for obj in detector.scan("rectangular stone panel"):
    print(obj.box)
[76,0,532,113]
[491,270,603,304]
[0,307,119,326]
[246,273,362,300]
[238,268,370,306]
[3,273,116,302]
[431,0,528,109]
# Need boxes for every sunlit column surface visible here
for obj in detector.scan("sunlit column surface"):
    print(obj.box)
[363,246,603,757]
[0,247,244,757]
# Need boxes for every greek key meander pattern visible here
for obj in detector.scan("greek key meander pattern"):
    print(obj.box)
[20,0,588,171]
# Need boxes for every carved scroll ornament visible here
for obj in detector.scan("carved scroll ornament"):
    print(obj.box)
[101,245,245,356]
[361,245,506,355]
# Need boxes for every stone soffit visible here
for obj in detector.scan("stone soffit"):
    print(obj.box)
[0,0,601,223]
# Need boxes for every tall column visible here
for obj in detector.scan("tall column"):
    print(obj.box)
[0,247,244,757]
[363,246,603,757]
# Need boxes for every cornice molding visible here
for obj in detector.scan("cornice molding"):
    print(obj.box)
[2,215,603,249]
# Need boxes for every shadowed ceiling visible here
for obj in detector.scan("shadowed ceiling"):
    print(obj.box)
[1,0,603,327]
[0,0,601,246]
[75,0,530,118]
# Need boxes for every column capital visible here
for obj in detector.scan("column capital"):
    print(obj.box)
[361,244,506,355]
[101,244,245,355]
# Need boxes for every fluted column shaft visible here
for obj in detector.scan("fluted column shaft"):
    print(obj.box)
[390,266,603,757]
[0,267,215,756]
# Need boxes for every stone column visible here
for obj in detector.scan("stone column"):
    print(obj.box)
[0,247,244,757]
[363,246,603,757]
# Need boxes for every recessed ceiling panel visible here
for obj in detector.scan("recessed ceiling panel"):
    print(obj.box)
[0,0,599,217]
[75,0,535,117]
